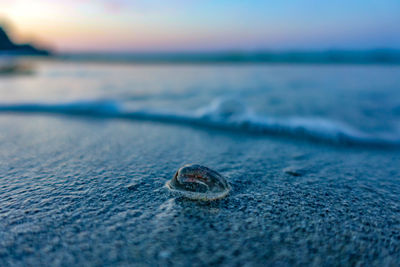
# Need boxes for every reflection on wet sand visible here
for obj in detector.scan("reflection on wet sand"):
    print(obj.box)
[0,58,34,76]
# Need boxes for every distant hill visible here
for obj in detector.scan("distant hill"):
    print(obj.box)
[0,26,50,56]
[61,50,400,65]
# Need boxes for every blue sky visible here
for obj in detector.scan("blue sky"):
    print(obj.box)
[1,0,399,52]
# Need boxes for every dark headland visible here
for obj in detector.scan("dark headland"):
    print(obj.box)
[0,26,50,56]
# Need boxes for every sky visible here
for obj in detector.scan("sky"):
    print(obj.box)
[0,0,400,52]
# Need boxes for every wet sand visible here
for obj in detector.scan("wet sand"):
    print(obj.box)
[1,115,399,266]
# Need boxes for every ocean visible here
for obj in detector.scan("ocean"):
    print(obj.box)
[1,60,399,266]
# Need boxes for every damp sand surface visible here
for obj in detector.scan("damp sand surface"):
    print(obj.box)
[1,62,400,266]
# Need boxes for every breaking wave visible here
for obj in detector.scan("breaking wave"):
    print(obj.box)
[0,98,398,148]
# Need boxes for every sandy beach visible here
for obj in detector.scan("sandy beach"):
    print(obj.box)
[1,61,400,266]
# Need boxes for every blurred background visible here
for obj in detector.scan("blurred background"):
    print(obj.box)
[2,0,400,52]
[1,0,400,144]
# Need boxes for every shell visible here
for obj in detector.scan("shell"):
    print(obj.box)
[166,164,231,200]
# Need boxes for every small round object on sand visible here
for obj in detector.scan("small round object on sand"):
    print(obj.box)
[166,164,231,201]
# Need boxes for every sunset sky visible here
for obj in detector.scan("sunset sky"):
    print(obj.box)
[1,0,400,52]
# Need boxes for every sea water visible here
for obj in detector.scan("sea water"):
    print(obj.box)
[1,62,400,147]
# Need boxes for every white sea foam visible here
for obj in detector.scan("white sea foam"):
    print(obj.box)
[0,98,398,147]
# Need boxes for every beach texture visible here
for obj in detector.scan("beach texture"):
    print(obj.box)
[1,62,400,266]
